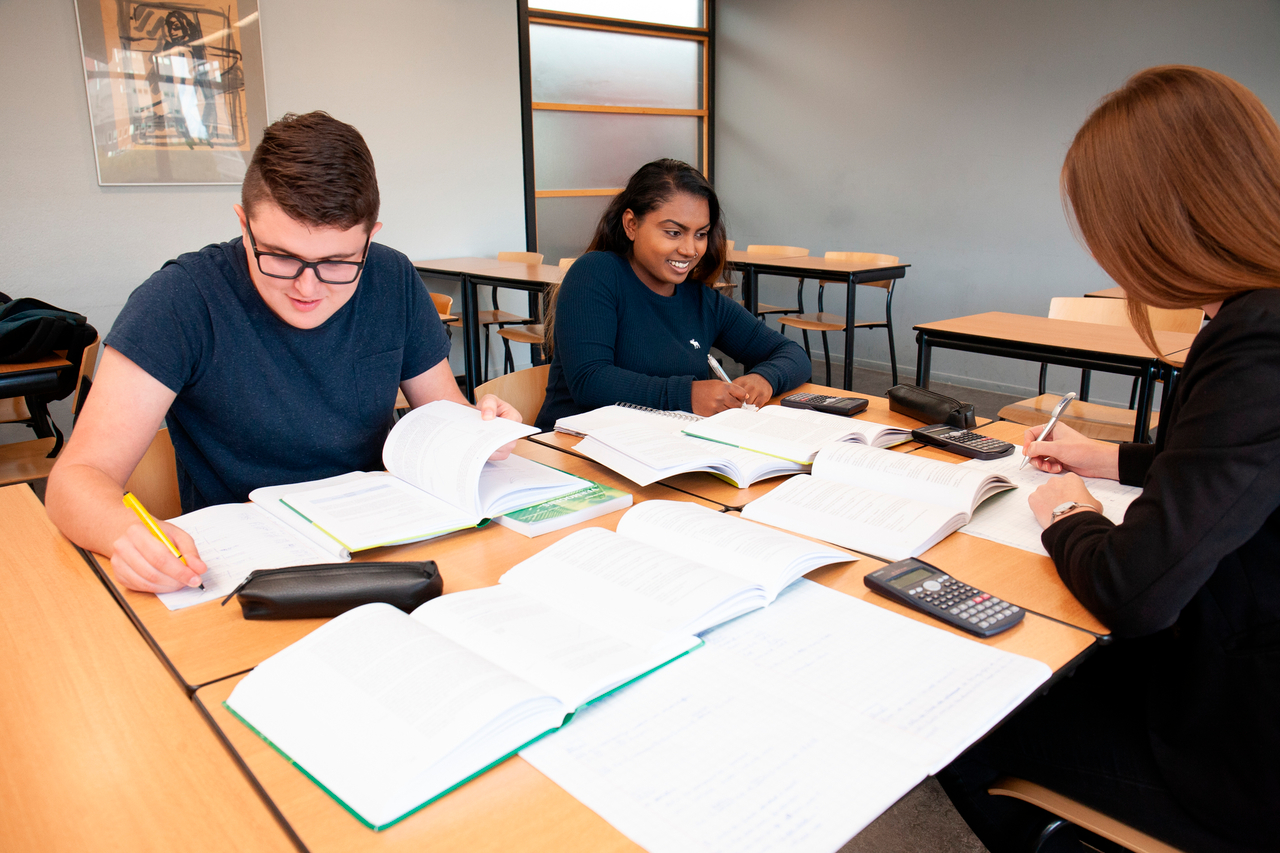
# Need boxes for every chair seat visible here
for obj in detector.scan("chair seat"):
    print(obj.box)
[497,324,545,345]
[778,312,845,332]
[1,397,31,423]
[0,437,58,486]
[712,282,737,298]
[999,393,1159,443]
[755,302,797,315]
[477,309,532,326]
[988,777,1186,853]
[438,313,458,324]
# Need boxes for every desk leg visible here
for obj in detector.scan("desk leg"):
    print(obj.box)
[842,276,857,391]
[1132,364,1157,443]
[460,274,480,402]
[743,265,758,317]
[915,331,932,389]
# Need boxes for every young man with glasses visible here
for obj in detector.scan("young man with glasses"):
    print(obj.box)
[46,112,519,594]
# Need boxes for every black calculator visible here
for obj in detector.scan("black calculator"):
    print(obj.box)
[781,392,869,417]
[911,424,1015,460]
[864,558,1025,637]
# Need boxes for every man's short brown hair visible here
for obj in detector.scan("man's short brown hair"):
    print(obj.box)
[241,111,380,232]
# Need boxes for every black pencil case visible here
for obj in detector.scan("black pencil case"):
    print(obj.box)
[887,384,977,429]
[221,561,442,620]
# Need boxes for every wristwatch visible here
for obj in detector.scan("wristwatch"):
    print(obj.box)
[1050,500,1091,521]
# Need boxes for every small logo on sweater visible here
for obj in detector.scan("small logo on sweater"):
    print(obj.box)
[690,339,701,349]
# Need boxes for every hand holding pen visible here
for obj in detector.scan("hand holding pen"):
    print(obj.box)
[119,492,207,591]
[1020,392,1077,470]
[706,353,759,412]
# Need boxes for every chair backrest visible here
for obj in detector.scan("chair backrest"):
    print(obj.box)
[822,251,900,289]
[746,244,809,257]
[472,365,551,427]
[429,291,454,317]
[1048,297,1203,334]
[726,239,735,251]
[558,257,577,270]
[497,251,545,265]
[123,428,182,521]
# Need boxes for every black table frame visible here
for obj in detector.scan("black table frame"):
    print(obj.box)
[727,258,909,391]
[913,325,1182,443]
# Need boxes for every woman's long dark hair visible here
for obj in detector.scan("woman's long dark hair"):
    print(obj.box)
[544,159,728,354]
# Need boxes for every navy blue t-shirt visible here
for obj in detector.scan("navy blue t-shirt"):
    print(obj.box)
[106,238,449,511]
[535,251,811,430]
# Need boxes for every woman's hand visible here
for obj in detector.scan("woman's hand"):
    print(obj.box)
[1022,421,1121,480]
[732,373,774,407]
[477,393,521,460]
[110,521,208,593]
[692,379,749,415]
[1028,473,1103,528]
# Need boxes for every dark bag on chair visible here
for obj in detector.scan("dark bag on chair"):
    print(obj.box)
[0,296,97,364]
[887,384,977,429]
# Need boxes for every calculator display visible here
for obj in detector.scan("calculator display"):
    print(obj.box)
[889,567,934,589]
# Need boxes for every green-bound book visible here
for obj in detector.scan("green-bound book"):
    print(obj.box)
[494,480,633,537]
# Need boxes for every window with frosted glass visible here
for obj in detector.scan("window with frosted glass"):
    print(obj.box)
[531,1,702,28]
[536,196,614,265]
[530,25,702,109]
[534,111,700,190]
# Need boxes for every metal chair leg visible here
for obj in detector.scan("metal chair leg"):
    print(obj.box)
[821,330,832,387]
[884,281,899,387]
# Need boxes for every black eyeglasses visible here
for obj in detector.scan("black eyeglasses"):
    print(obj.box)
[244,221,371,285]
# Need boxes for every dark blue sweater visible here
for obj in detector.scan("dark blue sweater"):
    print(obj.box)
[535,251,811,430]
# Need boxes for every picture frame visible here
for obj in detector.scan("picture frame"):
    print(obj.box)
[73,0,269,185]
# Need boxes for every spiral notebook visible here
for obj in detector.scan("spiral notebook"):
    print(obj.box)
[553,403,702,437]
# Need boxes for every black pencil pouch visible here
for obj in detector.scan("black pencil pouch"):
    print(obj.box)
[887,384,977,429]
[221,561,443,620]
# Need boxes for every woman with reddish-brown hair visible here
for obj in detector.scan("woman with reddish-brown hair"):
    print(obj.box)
[940,66,1280,853]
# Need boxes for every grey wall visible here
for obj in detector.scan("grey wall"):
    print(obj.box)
[0,0,527,378]
[716,0,1280,402]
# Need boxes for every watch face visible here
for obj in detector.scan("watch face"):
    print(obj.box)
[1052,501,1080,518]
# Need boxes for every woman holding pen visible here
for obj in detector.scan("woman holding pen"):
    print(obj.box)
[533,159,810,430]
[941,67,1280,852]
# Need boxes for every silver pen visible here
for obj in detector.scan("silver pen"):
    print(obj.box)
[1020,391,1077,469]
[706,353,757,411]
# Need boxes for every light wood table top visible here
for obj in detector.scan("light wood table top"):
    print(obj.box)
[905,420,1109,635]
[725,248,809,264]
[89,440,721,691]
[744,255,909,277]
[193,519,1093,853]
[0,354,71,375]
[411,256,514,274]
[529,385,992,510]
[0,485,296,853]
[1085,286,1125,298]
[914,312,1196,362]
[413,257,565,285]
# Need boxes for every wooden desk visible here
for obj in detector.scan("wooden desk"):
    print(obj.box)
[1085,286,1125,299]
[192,539,1095,853]
[413,257,565,400]
[0,485,296,853]
[89,441,722,691]
[913,312,1196,443]
[725,254,910,390]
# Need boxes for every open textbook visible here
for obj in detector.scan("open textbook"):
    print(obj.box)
[957,453,1142,555]
[557,404,808,488]
[156,402,585,611]
[681,405,912,463]
[743,443,1015,561]
[521,580,1052,853]
[223,502,853,829]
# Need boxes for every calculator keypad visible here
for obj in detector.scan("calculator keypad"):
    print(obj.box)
[940,431,1012,453]
[905,575,1021,630]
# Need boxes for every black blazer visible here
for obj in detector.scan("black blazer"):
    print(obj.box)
[1043,289,1280,844]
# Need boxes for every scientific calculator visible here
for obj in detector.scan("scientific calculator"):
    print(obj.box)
[780,392,869,417]
[864,558,1025,637]
[910,424,1015,460]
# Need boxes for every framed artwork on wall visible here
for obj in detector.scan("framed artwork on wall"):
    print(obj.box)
[73,0,268,185]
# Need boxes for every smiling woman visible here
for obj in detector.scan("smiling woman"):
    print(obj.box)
[534,159,811,430]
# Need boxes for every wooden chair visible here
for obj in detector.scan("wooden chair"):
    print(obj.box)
[469,252,543,383]
[473,364,551,427]
[430,291,457,326]
[0,335,101,482]
[988,777,1186,853]
[777,252,902,387]
[998,298,1204,442]
[122,427,182,521]
[1,334,100,431]
[746,244,810,324]
[713,240,737,299]
[496,257,575,374]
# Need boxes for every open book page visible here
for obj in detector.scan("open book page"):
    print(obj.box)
[683,406,910,463]
[277,473,478,552]
[957,454,1142,555]
[616,500,854,600]
[815,444,1014,514]
[499,527,769,642]
[382,401,537,516]
[249,473,363,559]
[158,503,342,611]
[226,603,567,830]
[411,586,700,710]
[741,474,966,561]
[699,580,1051,772]
[553,404,701,436]
[475,454,587,517]
[521,635,927,853]
[578,425,803,488]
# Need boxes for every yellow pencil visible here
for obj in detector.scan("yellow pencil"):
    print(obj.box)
[122,491,204,590]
